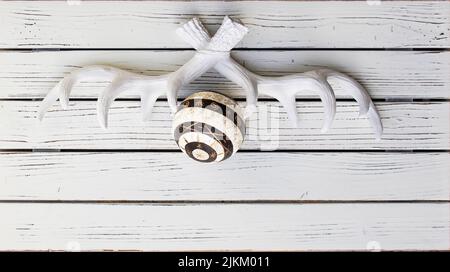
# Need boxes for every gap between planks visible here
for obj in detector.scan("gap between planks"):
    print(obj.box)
[2,98,449,102]
[1,48,448,51]
[0,200,448,204]
[2,149,450,153]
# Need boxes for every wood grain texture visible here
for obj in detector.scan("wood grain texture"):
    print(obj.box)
[0,1,449,49]
[1,203,448,251]
[0,101,448,150]
[1,152,448,201]
[1,50,449,99]
[1,0,449,252]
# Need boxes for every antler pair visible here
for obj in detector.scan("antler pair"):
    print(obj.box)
[38,16,382,139]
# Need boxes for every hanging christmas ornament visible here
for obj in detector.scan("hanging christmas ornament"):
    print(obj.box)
[173,91,245,162]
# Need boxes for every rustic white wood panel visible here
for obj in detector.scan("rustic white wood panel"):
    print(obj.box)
[1,0,448,253]
[1,50,449,99]
[0,152,448,201]
[0,1,449,49]
[1,101,448,150]
[0,203,448,251]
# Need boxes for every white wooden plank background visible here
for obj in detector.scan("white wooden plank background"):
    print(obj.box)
[1,101,447,150]
[0,203,448,251]
[0,0,449,251]
[0,1,449,48]
[0,152,448,201]
[1,50,449,99]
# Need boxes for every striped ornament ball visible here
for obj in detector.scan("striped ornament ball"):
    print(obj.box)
[173,91,246,163]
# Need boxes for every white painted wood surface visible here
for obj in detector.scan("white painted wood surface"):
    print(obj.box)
[1,101,448,150]
[1,50,449,99]
[1,203,448,251]
[0,1,449,48]
[1,152,448,201]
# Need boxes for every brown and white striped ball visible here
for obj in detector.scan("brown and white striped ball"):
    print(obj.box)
[173,91,246,163]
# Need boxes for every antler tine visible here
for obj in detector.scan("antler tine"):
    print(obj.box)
[303,71,337,132]
[96,71,153,129]
[367,101,383,140]
[322,69,370,116]
[214,58,259,119]
[260,82,300,128]
[140,86,166,122]
[321,69,383,139]
[38,65,163,129]
[38,83,63,121]
[97,76,128,129]
[257,74,336,131]
[38,65,117,121]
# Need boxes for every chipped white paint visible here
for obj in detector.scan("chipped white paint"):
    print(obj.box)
[1,50,449,100]
[0,1,448,48]
[0,203,448,251]
[0,152,448,201]
[1,101,447,150]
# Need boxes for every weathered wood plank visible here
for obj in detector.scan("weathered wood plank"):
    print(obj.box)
[0,203,448,251]
[0,1,449,49]
[0,101,448,150]
[1,152,448,201]
[1,50,449,99]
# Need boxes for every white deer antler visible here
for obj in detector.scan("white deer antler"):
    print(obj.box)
[38,17,247,128]
[39,16,382,139]
[176,17,383,139]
